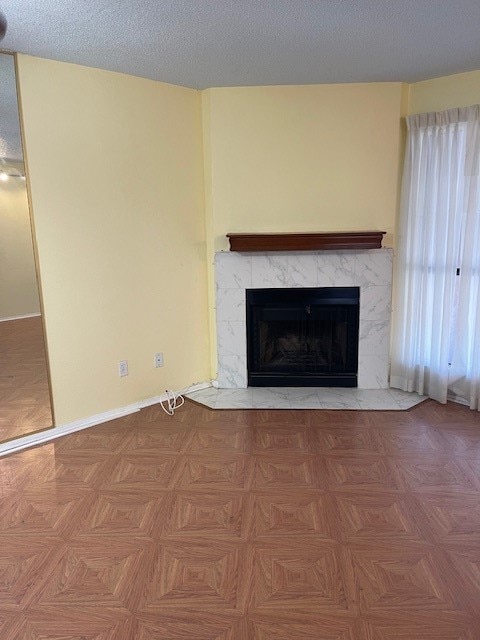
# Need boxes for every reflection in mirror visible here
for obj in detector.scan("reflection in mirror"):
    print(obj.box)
[0,52,53,442]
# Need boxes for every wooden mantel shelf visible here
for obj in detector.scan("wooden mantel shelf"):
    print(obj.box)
[227,231,386,252]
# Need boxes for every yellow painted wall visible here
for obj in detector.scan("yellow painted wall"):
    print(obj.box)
[203,83,405,253]
[409,70,480,115]
[17,55,210,425]
[0,177,40,319]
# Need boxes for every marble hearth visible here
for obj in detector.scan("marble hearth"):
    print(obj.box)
[215,248,393,389]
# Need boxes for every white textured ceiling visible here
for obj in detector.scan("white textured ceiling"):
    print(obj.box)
[0,53,23,161]
[0,1,479,89]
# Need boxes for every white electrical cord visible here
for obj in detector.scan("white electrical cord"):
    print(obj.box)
[160,389,185,415]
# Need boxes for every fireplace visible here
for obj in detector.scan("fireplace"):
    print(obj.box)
[215,248,393,389]
[247,287,360,386]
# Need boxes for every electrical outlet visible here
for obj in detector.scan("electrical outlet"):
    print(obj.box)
[118,360,129,377]
[154,352,164,368]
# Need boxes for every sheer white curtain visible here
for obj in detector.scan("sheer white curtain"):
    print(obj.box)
[391,105,480,410]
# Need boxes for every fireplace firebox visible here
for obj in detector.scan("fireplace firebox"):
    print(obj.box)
[246,287,360,387]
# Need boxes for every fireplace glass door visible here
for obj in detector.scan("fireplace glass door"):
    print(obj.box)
[246,287,359,386]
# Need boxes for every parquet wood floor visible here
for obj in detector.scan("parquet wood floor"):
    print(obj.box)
[0,399,480,638]
[0,317,52,443]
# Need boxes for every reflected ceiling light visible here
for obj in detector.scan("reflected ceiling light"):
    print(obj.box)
[0,165,25,181]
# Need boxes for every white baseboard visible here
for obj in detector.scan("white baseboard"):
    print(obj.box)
[0,312,41,323]
[0,381,212,458]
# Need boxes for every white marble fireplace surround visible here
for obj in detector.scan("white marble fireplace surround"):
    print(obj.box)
[215,248,393,390]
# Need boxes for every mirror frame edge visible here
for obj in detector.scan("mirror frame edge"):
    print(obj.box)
[3,50,57,427]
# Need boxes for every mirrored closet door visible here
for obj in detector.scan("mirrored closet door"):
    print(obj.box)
[0,52,53,442]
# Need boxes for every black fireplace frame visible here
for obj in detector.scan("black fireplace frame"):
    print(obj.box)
[246,287,360,387]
